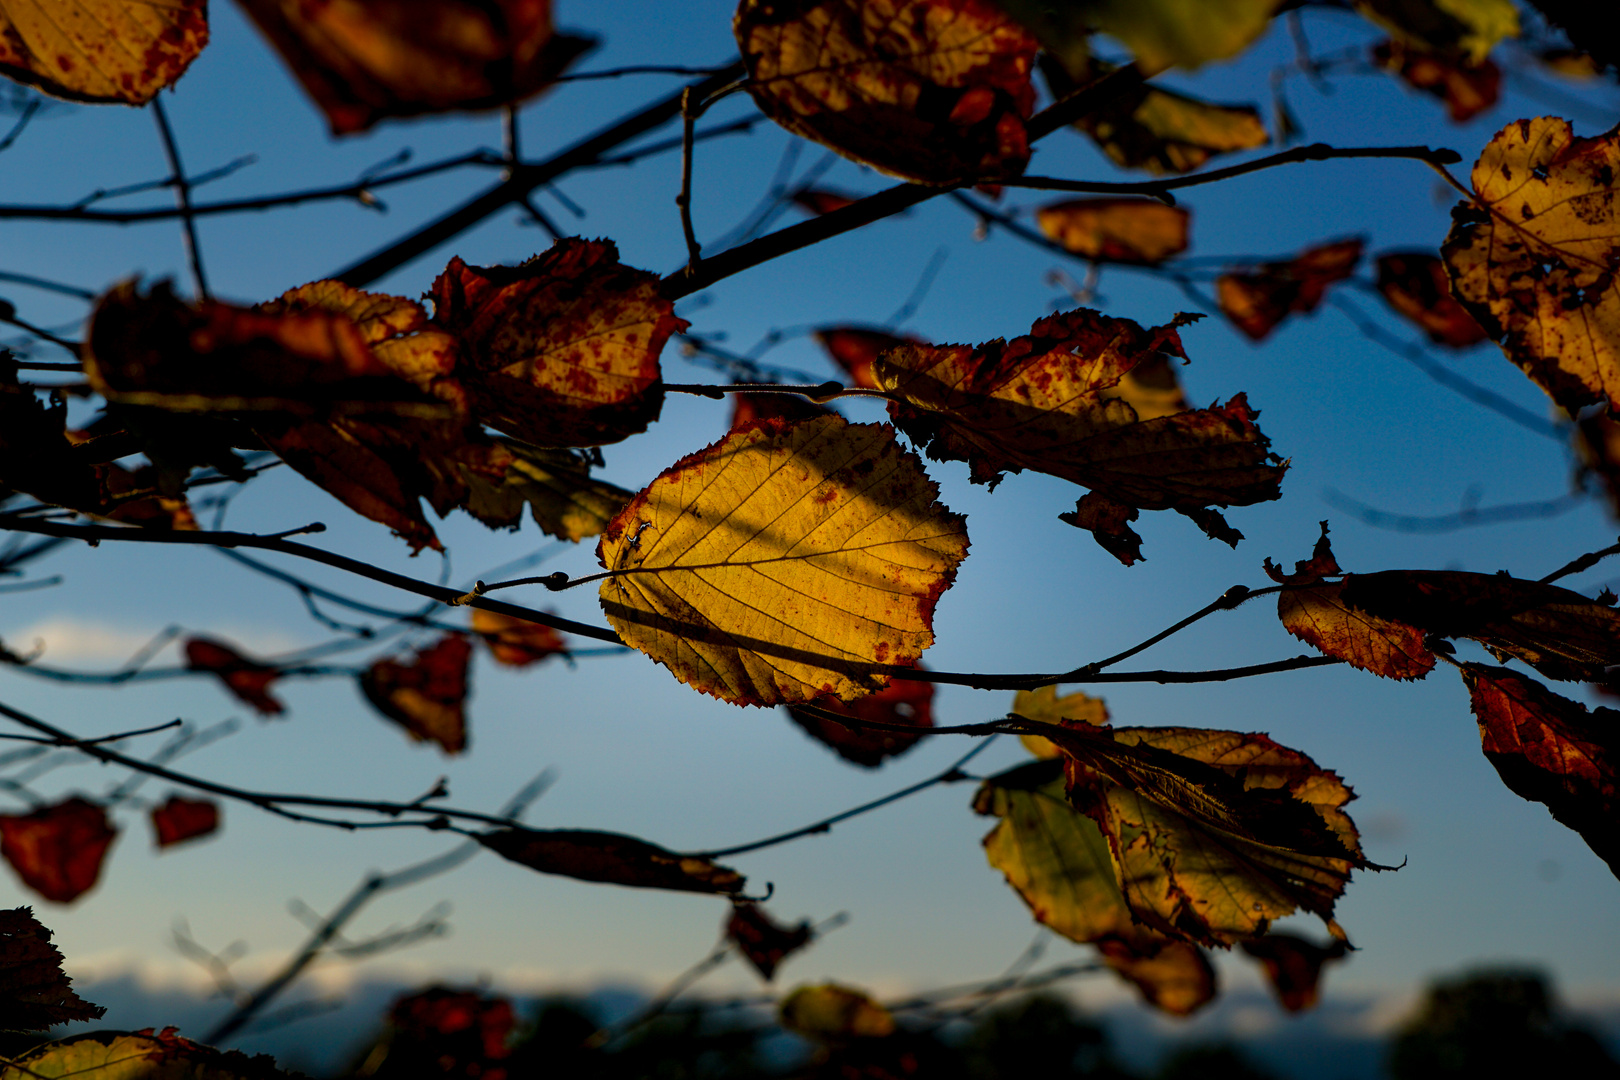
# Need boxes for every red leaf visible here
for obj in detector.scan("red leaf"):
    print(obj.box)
[390,986,516,1070]
[471,609,568,668]
[785,678,936,767]
[0,797,117,904]
[360,636,472,754]
[1375,252,1488,348]
[150,796,220,849]
[184,637,286,716]
[813,327,922,390]
[1216,239,1363,341]
[1239,932,1348,1012]
[726,902,813,981]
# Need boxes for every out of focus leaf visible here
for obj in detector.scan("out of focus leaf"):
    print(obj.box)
[388,986,515,1066]
[734,0,1038,185]
[779,983,896,1039]
[1374,40,1500,122]
[429,238,686,448]
[457,440,633,543]
[596,415,968,707]
[477,828,745,894]
[0,1029,293,1080]
[1094,934,1217,1017]
[1462,664,1620,877]
[0,797,116,904]
[729,388,834,431]
[184,637,286,716]
[360,635,472,754]
[471,608,567,668]
[726,902,813,980]
[1442,118,1620,416]
[814,326,922,390]
[1036,198,1190,265]
[791,187,862,215]
[236,0,593,134]
[0,907,104,1030]
[1354,0,1517,65]
[0,0,206,104]
[1374,251,1488,347]
[1000,0,1279,75]
[149,796,220,850]
[785,676,935,767]
[1216,238,1363,341]
[1577,409,1620,519]
[1240,932,1349,1012]
[1010,684,1107,759]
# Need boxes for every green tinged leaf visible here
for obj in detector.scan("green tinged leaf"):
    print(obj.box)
[1,1031,291,1080]
[1355,0,1517,64]
[999,0,1281,74]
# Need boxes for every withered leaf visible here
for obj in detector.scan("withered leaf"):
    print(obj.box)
[1239,932,1348,1012]
[735,0,1038,185]
[778,983,896,1039]
[1375,251,1488,347]
[237,0,593,135]
[0,1029,296,1080]
[1461,664,1620,877]
[0,0,206,104]
[1442,117,1620,415]
[0,797,116,904]
[726,902,813,980]
[1095,933,1217,1017]
[477,828,744,895]
[1036,198,1191,266]
[597,415,968,707]
[471,608,567,668]
[729,388,834,431]
[1374,40,1500,122]
[149,796,220,850]
[0,907,105,1030]
[456,440,633,543]
[430,239,686,448]
[184,637,286,716]
[360,635,472,755]
[813,326,922,390]
[1009,684,1107,759]
[785,676,935,767]
[1216,238,1363,341]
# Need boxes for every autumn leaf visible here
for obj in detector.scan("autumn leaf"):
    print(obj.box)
[1000,0,1280,76]
[430,239,686,448]
[1442,118,1620,416]
[1375,251,1488,347]
[0,1030,296,1080]
[1010,684,1107,759]
[236,0,593,135]
[0,0,206,104]
[1216,238,1363,341]
[597,415,968,707]
[1461,664,1620,878]
[388,987,516,1066]
[0,797,116,904]
[471,608,568,668]
[1576,409,1620,519]
[1263,523,1437,681]
[1240,932,1348,1012]
[1036,198,1191,265]
[785,677,935,767]
[1374,40,1501,123]
[814,326,922,390]
[184,637,286,716]
[791,187,862,215]
[477,828,745,895]
[734,0,1039,185]
[149,796,220,850]
[1354,0,1518,66]
[779,983,896,1039]
[456,440,633,543]
[726,902,813,980]
[729,388,834,431]
[1095,934,1217,1017]
[360,635,472,754]
[874,308,1285,561]
[0,907,104,1030]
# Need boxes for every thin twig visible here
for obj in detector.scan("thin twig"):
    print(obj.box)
[1325,487,1585,533]
[150,97,209,299]
[676,88,703,275]
[1541,539,1620,585]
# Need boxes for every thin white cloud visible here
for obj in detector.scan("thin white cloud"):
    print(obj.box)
[0,617,302,666]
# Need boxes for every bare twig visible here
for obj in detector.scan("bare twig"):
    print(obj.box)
[1541,538,1620,585]
[676,88,704,274]
[150,97,209,299]
[1324,487,1585,533]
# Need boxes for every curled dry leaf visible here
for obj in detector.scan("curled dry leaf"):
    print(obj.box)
[1461,664,1620,878]
[1374,251,1488,347]
[734,0,1038,185]
[149,795,220,849]
[1216,238,1363,341]
[1036,199,1191,266]
[0,1029,294,1080]
[430,238,686,448]
[874,308,1285,562]
[778,983,896,1039]
[477,827,745,895]
[1374,40,1501,123]
[458,440,634,543]
[360,635,472,755]
[0,0,206,104]
[1442,117,1620,416]
[0,907,105,1030]
[0,797,116,904]
[814,326,922,390]
[596,415,968,707]
[785,676,935,767]
[237,0,593,134]
[471,608,567,668]
[726,902,813,980]
[184,637,286,716]
[1239,932,1349,1012]
[1010,684,1108,759]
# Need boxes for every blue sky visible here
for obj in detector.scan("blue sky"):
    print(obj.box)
[2,0,1619,1052]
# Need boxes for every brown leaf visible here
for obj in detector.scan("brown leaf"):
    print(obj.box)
[455,439,634,543]
[785,678,935,767]
[1095,932,1217,1017]
[1036,199,1191,265]
[389,987,516,1064]
[430,239,686,448]
[0,907,105,1030]
[813,326,923,390]
[150,795,220,849]
[184,637,286,716]
[1239,932,1348,1012]
[735,0,1038,185]
[0,0,206,104]
[779,983,896,1039]
[360,635,472,754]
[0,797,117,904]
[1217,238,1363,341]
[1462,664,1620,878]
[471,608,567,668]
[791,188,862,215]
[1374,251,1488,347]
[236,0,594,134]
[726,902,813,980]
[477,828,745,894]
[729,388,835,430]
[1058,492,1144,566]
[1373,40,1500,122]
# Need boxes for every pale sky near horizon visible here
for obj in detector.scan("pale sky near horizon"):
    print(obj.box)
[3,0,1620,1053]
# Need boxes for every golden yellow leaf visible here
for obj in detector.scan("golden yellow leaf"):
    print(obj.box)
[1036,198,1191,265]
[596,415,968,707]
[1443,117,1620,415]
[1010,684,1108,758]
[1355,0,1517,65]
[779,983,896,1039]
[457,440,633,542]
[0,0,207,105]
[1,1030,295,1080]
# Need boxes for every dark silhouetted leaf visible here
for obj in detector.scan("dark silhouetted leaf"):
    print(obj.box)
[360,635,472,754]
[0,907,105,1030]
[0,797,116,904]
[1217,238,1363,341]
[779,983,896,1039]
[785,677,935,767]
[149,796,220,850]
[726,902,813,980]
[477,828,745,894]
[1036,198,1190,265]
[1375,251,1488,347]
[184,637,286,716]
[1239,932,1348,1012]
[0,0,206,104]
[471,608,567,668]
[457,440,634,543]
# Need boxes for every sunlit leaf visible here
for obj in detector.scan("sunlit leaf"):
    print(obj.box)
[1374,251,1488,347]
[785,676,935,766]
[1239,932,1348,1012]
[0,907,104,1030]
[149,796,220,850]
[1216,238,1363,341]
[597,415,968,707]
[1461,664,1620,878]
[477,827,745,895]
[184,637,286,716]
[0,797,116,904]
[734,0,1039,185]
[1010,684,1107,759]
[726,902,813,980]
[1094,933,1217,1017]
[729,388,834,431]
[1354,0,1518,66]
[779,983,896,1039]
[360,635,472,754]
[236,0,593,134]
[999,0,1279,75]
[457,440,634,543]
[1442,117,1620,415]
[0,1029,294,1080]
[1036,198,1190,266]
[430,239,687,448]
[0,0,206,104]
[471,608,568,668]
[1374,40,1500,122]
[814,326,922,390]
